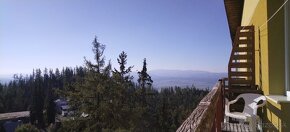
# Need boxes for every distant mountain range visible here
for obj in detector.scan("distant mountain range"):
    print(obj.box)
[133,70,227,89]
[0,74,14,84]
[0,70,227,89]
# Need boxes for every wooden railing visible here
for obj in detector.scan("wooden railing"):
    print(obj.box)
[176,79,225,132]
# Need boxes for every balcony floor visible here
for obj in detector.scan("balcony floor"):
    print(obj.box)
[222,122,251,132]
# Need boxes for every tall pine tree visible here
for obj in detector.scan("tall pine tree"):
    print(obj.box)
[138,58,153,103]
[63,36,113,131]
[30,69,45,128]
[113,51,134,83]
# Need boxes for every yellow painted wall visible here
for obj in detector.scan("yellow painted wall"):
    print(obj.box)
[265,100,290,131]
[267,0,285,95]
[242,0,289,131]
[243,0,269,95]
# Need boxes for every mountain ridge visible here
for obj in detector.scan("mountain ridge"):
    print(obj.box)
[1,70,227,89]
[133,69,227,89]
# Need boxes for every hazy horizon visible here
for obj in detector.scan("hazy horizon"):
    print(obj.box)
[0,69,228,78]
[0,69,227,89]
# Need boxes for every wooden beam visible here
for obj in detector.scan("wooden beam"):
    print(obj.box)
[177,81,223,132]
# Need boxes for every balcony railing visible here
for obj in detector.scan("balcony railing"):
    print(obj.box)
[176,79,225,132]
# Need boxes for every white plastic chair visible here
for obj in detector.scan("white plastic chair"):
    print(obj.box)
[224,93,266,132]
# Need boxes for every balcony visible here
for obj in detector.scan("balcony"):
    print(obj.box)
[176,78,256,132]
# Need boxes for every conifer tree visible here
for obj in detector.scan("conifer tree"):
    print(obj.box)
[45,69,56,124]
[113,51,134,83]
[138,58,153,98]
[0,83,4,113]
[63,36,112,130]
[84,36,105,73]
[55,68,62,89]
[138,58,153,88]
[30,69,45,128]
[136,59,154,130]
[110,51,135,129]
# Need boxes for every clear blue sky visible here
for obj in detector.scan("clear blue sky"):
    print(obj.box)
[0,0,231,76]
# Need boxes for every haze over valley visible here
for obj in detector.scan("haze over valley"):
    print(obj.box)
[1,69,227,89]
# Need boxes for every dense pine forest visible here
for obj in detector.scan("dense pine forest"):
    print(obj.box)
[0,37,209,131]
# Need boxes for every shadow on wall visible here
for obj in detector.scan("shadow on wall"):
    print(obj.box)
[263,102,290,132]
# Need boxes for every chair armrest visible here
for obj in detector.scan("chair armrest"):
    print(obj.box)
[228,99,238,105]
[256,100,266,108]
[228,96,242,105]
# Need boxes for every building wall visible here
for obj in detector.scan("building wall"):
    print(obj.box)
[242,0,270,94]
[242,0,290,131]
[267,0,285,95]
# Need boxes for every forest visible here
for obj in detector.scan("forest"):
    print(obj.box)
[0,37,209,131]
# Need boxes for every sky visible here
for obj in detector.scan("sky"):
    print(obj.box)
[0,0,232,76]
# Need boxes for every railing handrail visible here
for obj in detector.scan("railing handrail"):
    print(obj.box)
[176,80,224,132]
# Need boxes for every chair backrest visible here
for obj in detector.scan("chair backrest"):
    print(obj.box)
[237,93,266,115]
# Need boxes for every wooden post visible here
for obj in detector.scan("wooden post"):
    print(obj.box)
[216,87,222,132]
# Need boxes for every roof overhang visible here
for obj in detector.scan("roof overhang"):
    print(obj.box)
[224,0,244,41]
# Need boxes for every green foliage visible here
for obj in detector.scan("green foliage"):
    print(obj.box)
[30,69,45,128]
[0,36,210,131]
[15,124,40,132]
[58,118,88,132]
[137,58,154,107]
[0,83,5,113]
[113,51,134,83]
[62,37,115,130]
[137,58,153,89]
[60,38,209,131]
[84,36,106,73]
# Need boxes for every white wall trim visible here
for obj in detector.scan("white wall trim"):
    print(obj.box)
[285,0,290,93]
